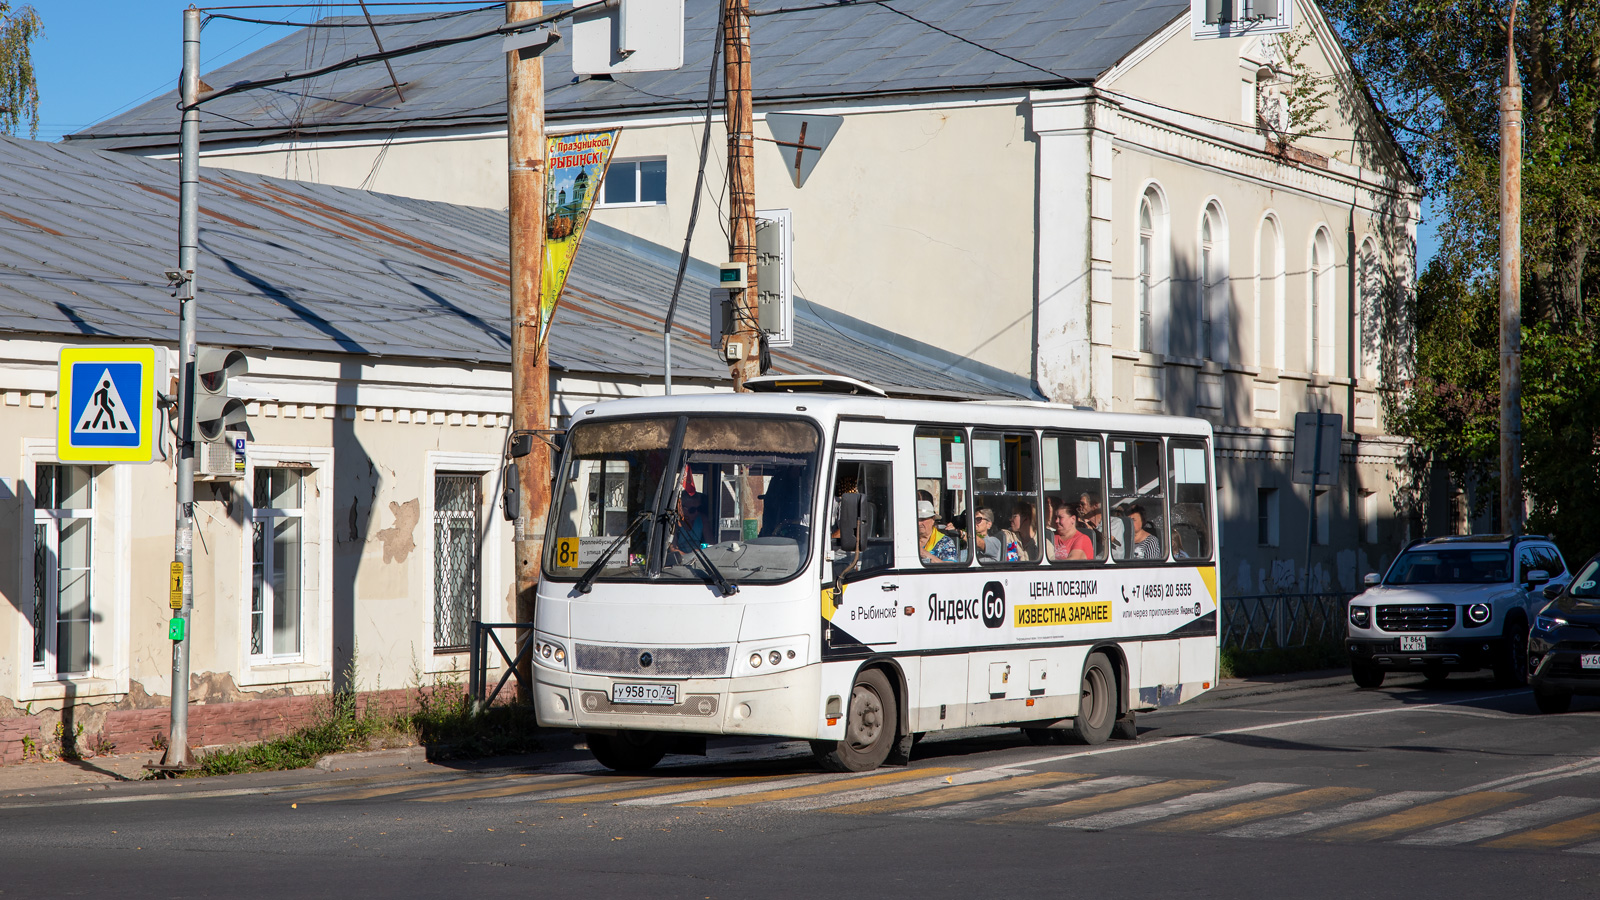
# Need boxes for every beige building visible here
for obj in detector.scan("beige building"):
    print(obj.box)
[71,3,1419,598]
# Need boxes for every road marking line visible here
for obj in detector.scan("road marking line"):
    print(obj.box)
[1054,782,1301,831]
[1485,810,1600,850]
[995,691,1521,773]
[618,770,883,807]
[1220,791,1445,839]
[1463,757,1600,793]
[412,775,649,803]
[1399,796,1600,846]
[980,779,1223,826]
[1314,792,1526,841]
[305,780,482,803]
[1151,786,1370,833]
[817,771,1081,815]
[544,776,772,804]
[905,775,1162,820]
[308,772,609,804]
[688,767,965,808]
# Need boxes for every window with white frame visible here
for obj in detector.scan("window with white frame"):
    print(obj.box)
[1358,239,1382,382]
[1199,202,1227,362]
[1359,490,1378,544]
[1310,228,1334,375]
[1138,196,1155,353]
[1257,214,1284,370]
[433,473,481,652]
[601,158,667,206]
[251,467,303,659]
[33,464,94,677]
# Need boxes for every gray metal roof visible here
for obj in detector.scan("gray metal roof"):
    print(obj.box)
[66,0,1185,151]
[0,135,1032,399]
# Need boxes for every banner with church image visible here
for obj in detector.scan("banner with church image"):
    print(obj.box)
[540,129,620,352]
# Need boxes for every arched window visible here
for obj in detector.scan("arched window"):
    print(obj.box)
[1199,201,1228,363]
[1358,238,1381,382]
[1139,198,1154,353]
[1135,185,1170,356]
[1255,214,1284,369]
[1310,228,1334,375]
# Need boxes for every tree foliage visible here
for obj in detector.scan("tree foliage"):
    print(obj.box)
[0,2,41,138]
[1326,0,1600,559]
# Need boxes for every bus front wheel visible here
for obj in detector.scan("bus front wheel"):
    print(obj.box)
[813,668,898,772]
[587,731,667,772]
[1065,652,1115,745]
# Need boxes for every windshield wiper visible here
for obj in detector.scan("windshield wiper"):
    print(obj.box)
[665,510,739,597]
[574,510,653,594]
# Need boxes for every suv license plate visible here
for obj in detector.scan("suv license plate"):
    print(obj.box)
[1582,654,1600,670]
[1400,636,1427,652]
[612,683,678,705]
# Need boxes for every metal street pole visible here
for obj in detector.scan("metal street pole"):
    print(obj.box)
[164,6,202,767]
[723,0,759,390]
[1499,1,1523,535]
[506,0,548,701]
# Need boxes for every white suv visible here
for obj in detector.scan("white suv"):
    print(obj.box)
[1345,535,1569,688]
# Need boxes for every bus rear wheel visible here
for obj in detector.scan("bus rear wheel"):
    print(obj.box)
[1065,652,1116,745]
[813,668,898,772]
[587,731,667,772]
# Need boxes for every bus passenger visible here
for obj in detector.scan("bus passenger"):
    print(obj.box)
[1127,505,1162,560]
[1047,501,1094,561]
[1007,501,1039,560]
[917,500,961,564]
[974,507,1002,562]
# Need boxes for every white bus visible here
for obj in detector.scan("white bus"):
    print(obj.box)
[533,378,1221,772]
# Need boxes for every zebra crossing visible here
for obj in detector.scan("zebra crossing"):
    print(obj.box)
[291,764,1600,853]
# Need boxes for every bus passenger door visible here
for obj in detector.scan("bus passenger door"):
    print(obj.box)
[824,452,901,651]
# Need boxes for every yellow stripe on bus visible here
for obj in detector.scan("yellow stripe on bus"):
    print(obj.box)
[687,767,964,808]
[1150,786,1370,833]
[828,772,1091,815]
[1313,792,1525,841]
[981,779,1224,826]
[1484,810,1600,850]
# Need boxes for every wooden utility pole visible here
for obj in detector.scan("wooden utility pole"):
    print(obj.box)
[723,0,760,389]
[1499,0,1522,535]
[507,0,548,699]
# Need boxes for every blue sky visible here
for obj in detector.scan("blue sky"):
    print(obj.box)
[24,1,1438,264]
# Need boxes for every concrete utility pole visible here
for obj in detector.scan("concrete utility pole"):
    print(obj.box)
[164,6,202,768]
[506,0,549,700]
[1499,0,1523,535]
[722,0,760,389]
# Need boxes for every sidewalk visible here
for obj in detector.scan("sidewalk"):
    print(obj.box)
[0,750,165,794]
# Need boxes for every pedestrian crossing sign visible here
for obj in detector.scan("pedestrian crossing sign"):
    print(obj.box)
[57,345,162,463]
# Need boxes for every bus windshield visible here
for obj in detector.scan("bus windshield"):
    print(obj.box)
[1384,549,1512,586]
[545,415,821,586]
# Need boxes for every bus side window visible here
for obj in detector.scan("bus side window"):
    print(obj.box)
[1108,438,1167,562]
[1167,438,1210,561]
[913,427,970,566]
[1041,432,1105,563]
[831,460,895,581]
[974,431,1038,565]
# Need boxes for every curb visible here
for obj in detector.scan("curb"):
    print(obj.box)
[314,746,429,772]
[1209,669,1353,700]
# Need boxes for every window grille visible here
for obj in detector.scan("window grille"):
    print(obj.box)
[434,474,482,651]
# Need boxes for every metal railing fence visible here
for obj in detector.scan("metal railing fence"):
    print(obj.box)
[1221,593,1355,651]
[468,621,534,711]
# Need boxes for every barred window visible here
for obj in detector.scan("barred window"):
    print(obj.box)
[434,474,482,651]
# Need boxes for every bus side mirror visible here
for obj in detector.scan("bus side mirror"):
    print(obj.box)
[508,433,534,459]
[502,462,519,521]
[838,493,867,553]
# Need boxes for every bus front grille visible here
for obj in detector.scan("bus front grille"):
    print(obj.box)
[574,644,731,678]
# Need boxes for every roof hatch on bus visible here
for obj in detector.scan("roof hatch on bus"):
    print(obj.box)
[744,374,888,397]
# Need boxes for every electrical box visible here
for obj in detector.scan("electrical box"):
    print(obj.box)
[755,209,793,348]
[718,262,747,290]
[1190,0,1290,38]
[571,0,685,75]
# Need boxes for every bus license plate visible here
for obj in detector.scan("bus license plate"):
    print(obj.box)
[1581,654,1600,670]
[1400,636,1427,652]
[612,683,678,705]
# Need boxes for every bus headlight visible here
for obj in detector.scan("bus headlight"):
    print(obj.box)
[535,638,568,669]
[737,636,809,675]
[750,652,763,668]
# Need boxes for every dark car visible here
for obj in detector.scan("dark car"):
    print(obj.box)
[1528,553,1600,713]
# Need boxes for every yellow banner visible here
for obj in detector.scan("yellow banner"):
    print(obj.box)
[539,129,620,352]
[1013,601,1113,628]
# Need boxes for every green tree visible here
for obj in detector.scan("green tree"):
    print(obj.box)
[0,2,41,138]
[1325,0,1600,558]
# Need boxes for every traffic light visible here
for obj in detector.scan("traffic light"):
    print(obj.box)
[192,346,247,477]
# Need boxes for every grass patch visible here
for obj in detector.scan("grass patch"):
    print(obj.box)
[1220,641,1347,679]
[191,671,547,778]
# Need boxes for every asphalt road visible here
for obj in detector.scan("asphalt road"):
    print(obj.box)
[8,671,1600,899]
